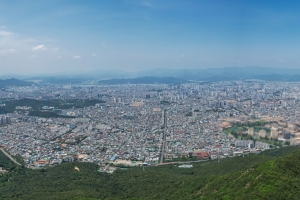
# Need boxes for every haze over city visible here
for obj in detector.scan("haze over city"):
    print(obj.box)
[1,0,300,75]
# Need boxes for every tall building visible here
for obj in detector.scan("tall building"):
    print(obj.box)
[248,127,254,136]
[5,116,10,124]
[235,140,253,147]
[255,141,270,149]
[0,117,6,125]
[271,127,278,139]
[259,129,266,138]
[283,129,290,140]
[37,119,42,125]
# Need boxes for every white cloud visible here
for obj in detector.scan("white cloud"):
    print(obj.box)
[0,49,15,54]
[0,30,14,37]
[92,54,97,56]
[73,55,81,59]
[32,45,47,51]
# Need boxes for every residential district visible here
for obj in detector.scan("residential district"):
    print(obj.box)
[0,81,299,172]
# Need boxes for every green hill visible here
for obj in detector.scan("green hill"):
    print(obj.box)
[199,148,300,199]
[0,98,105,116]
[0,146,299,199]
[0,78,32,88]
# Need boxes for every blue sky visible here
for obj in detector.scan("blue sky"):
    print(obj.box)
[0,0,300,75]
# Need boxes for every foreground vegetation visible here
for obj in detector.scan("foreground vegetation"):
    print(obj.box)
[200,147,300,199]
[0,146,299,199]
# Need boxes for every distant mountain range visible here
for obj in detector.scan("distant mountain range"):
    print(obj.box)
[135,67,300,81]
[6,66,300,84]
[24,76,90,84]
[0,78,32,88]
[98,76,189,85]
[86,66,300,82]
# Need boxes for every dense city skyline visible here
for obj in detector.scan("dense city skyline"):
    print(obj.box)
[2,81,297,169]
[1,0,300,75]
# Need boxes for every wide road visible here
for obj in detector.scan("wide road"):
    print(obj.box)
[154,159,209,166]
[160,109,167,164]
[160,131,166,164]
[0,147,21,166]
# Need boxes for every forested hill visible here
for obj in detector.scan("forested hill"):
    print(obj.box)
[0,78,32,88]
[0,146,299,199]
[199,148,300,199]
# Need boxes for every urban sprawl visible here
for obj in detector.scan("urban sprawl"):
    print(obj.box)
[0,81,299,171]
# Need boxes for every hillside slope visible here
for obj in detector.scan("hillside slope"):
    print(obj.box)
[0,146,299,199]
[199,149,300,199]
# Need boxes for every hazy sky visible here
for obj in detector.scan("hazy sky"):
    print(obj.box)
[1,0,300,75]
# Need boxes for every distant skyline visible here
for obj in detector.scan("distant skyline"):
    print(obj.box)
[1,0,300,75]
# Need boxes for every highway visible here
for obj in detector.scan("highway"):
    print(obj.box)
[160,109,167,164]
[160,131,166,164]
[154,159,209,166]
[0,147,21,166]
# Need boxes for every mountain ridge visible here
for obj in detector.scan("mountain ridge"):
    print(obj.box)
[6,66,300,84]
[0,78,32,88]
[98,76,190,85]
